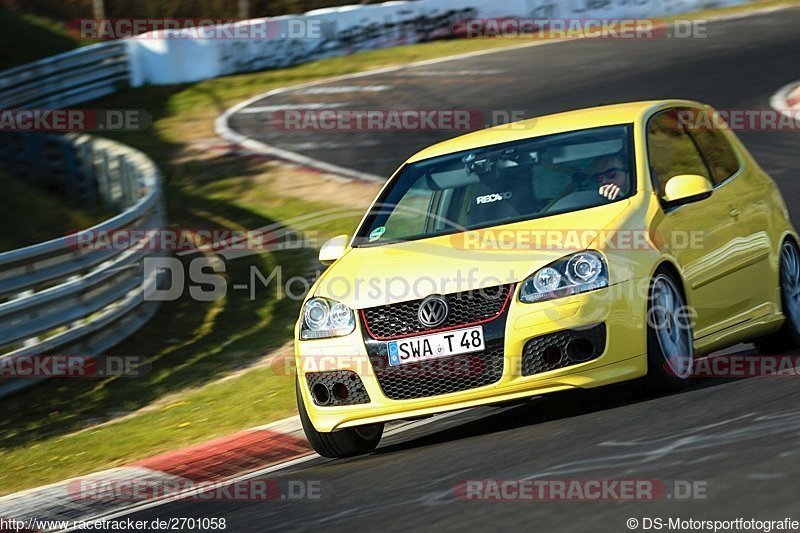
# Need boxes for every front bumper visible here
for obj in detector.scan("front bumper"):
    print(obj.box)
[295,278,648,432]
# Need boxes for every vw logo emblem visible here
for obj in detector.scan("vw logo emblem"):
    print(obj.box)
[418,296,449,328]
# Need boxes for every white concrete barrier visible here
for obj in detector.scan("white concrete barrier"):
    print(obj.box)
[128,0,747,87]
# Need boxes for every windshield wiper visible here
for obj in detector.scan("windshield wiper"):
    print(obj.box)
[354,237,408,248]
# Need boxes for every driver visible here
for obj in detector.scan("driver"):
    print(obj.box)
[588,153,631,201]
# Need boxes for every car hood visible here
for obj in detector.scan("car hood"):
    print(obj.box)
[314,200,630,308]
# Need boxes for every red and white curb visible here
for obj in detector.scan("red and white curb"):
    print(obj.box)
[769,81,800,119]
[0,413,456,532]
[0,416,311,532]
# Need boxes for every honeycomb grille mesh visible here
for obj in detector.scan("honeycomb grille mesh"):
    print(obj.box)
[361,284,512,340]
[521,323,606,376]
[305,370,370,406]
[368,340,504,400]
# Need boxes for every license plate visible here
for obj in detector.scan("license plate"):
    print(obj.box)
[387,326,485,367]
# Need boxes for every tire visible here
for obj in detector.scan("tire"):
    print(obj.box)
[296,378,383,458]
[643,268,694,391]
[756,239,800,353]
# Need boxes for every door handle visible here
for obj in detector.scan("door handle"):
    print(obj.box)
[729,208,741,218]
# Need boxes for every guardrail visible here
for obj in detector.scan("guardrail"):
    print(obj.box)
[0,133,164,397]
[0,41,129,109]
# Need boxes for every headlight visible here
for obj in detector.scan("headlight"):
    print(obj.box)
[300,297,356,339]
[520,251,608,303]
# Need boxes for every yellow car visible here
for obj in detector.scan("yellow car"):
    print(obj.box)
[294,100,800,458]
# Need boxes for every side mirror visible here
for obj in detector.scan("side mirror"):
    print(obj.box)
[663,174,713,206]
[319,234,349,265]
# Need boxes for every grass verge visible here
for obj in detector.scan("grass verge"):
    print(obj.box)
[0,170,110,252]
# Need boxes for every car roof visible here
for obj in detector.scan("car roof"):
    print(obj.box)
[405,99,705,163]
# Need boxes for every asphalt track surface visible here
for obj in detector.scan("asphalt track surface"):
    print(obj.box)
[113,8,800,532]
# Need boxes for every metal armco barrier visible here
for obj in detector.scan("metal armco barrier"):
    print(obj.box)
[0,132,164,397]
[0,41,129,109]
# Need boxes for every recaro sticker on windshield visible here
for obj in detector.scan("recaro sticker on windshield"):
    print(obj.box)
[369,226,386,242]
[476,191,512,204]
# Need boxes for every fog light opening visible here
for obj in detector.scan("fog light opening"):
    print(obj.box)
[542,345,562,365]
[332,382,349,401]
[312,383,331,405]
[566,338,594,362]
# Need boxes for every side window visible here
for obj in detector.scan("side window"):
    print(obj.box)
[647,109,710,196]
[682,109,740,185]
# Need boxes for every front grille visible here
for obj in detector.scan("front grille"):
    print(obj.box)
[521,323,606,376]
[305,371,370,406]
[361,284,513,340]
[367,340,504,400]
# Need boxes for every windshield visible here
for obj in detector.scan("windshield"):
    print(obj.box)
[354,124,635,247]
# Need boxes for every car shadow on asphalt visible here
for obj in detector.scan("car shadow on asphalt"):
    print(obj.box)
[371,345,800,457]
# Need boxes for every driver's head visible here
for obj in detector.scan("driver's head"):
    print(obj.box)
[590,153,630,193]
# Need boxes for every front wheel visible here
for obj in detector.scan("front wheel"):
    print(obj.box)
[644,270,694,391]
[296,378,383,458]
[756,239,800,352]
